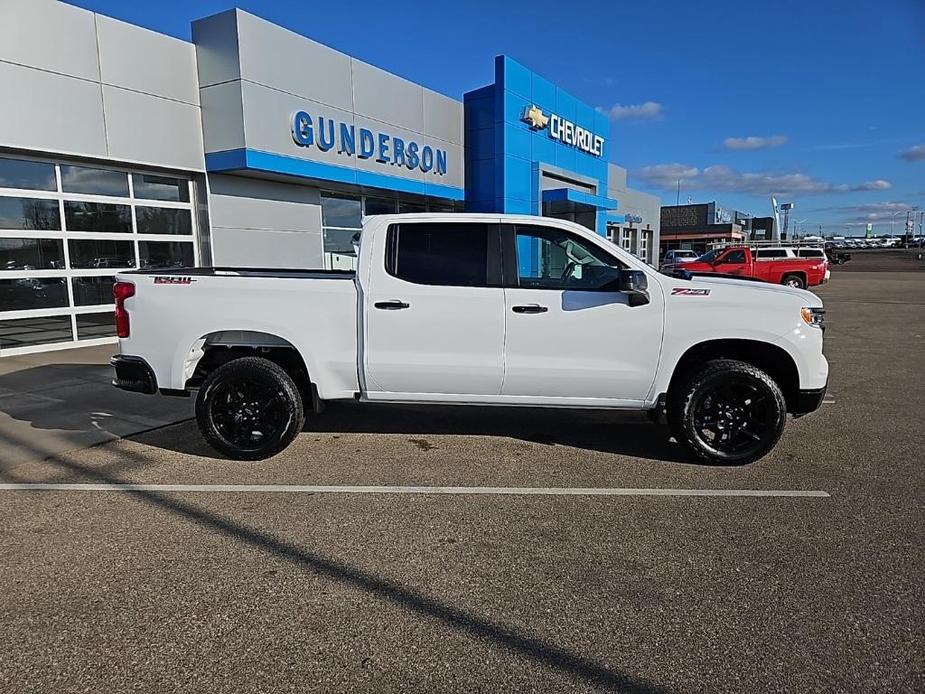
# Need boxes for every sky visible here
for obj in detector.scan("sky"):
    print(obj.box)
[68,0,925,236]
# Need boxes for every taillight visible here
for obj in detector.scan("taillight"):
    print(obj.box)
[113,281,135,338]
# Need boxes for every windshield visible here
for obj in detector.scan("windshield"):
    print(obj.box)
[697,249,721,262]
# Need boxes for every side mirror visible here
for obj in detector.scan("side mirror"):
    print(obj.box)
[618,269,648,293]
[618,270,650,307]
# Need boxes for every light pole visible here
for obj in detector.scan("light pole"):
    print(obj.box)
[889,210,907,237]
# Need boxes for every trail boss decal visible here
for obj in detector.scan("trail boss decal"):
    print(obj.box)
[153,276,196,285]
[671,287,711,296]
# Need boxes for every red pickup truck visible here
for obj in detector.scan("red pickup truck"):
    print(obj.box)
[667,247,827,288]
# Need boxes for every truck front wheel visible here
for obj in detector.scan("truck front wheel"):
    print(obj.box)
[196,356,305,460]
[667,359,787,465]
[782,274,805,289]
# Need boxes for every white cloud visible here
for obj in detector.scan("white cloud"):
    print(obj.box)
[723,135,788,151]
[634,162,891,196]
[812,201,915,223]
[597,101,663,121]
[899,144,925,162]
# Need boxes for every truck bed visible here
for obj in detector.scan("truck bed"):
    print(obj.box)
[124,266,356,280]
[115,266,360,399]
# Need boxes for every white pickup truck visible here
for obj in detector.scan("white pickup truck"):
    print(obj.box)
[111,213,828,465]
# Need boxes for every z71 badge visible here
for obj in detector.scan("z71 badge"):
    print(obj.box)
[671,287,711,296]
[153,276,196,285]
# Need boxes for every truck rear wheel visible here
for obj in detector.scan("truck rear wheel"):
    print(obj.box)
[667,359,786,465]
[196,356,305,460]
[782,274,805,289]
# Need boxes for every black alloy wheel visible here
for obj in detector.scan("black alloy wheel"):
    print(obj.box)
[668,359,786,465]
[196,356,305,460]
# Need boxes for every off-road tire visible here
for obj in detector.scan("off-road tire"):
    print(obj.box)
[196,356,305,460]
[666,359,787,465]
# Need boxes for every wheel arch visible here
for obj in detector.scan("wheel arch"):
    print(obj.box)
[667,338,800,412]
[780,271,807,286]
[184,330,314,402]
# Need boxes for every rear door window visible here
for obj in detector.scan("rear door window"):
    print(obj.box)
[387,222,500,287]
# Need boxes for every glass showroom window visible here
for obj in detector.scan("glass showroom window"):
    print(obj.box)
[0,155,197,355]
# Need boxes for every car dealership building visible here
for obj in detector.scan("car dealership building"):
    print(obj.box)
[0,0,660,355]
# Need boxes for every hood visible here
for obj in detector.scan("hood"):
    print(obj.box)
[677,274,823,305]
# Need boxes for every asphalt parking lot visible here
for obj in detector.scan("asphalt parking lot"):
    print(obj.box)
[1,251,922,693]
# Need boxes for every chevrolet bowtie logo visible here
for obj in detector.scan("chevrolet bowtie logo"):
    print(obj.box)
[522,105,549,130]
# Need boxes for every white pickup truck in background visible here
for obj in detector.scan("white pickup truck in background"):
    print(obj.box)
[111,213,828,465]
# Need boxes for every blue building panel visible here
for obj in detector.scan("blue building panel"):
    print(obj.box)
[497,55,531,101]
[503,122,532,161]
[464,54,616,231]
[503,155,533,202]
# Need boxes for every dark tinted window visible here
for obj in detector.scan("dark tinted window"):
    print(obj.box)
[139,241,194,269]
[0,157,56,191]
[64,201,132,233]
[68,239,135,269]
[797,249,824,258]
[323,228,360,255]
[0,277,68,311]
[0,238,64,270]
[60,165,129,197]
[76,312,116,339]
[722,250,746,263]
[514,225,624,291]
[0,197,60,230]
[756,249,787,258]
[390,223,493,287]
[398,201,426,214]
[364,197,396,215]
[321,194,361,228]
[132,174,189,202]
[136,206,192,235]
[72,276,116,306]
[0,315,72,349]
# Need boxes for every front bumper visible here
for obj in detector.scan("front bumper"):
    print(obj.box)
[110,354,157,394]
[791,385,827,417]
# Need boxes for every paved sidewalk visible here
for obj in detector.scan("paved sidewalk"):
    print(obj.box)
[0,344,192,470]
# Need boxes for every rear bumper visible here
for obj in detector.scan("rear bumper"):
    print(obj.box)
[791,385,827,417]
[110,354,157,395]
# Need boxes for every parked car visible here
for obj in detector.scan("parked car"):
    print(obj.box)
[823,244,851,265]
[661,249,700,268]
[664,246,828,288]
[111,213,828,465]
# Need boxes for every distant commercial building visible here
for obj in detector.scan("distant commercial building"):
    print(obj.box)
[658,202,778,257]
[659,202,746,256]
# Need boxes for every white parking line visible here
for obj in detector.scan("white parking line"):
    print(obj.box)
[0,483,830,497]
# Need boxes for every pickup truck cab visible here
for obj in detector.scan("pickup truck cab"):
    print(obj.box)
[111,214,828,465]
[669,246,827,288]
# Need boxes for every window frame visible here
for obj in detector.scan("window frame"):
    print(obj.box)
[384,221,502,289]
[501,223,627,292]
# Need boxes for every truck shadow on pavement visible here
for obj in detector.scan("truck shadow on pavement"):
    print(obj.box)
[0,426,666,694]
[0,361,691,465]
[137,401,694,465]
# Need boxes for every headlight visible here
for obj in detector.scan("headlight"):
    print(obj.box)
[801,306,825,329]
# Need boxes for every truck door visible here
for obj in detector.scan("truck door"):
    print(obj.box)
[714,248,749,276]
[363,220,505,397]
[501,223,664,404]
